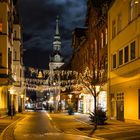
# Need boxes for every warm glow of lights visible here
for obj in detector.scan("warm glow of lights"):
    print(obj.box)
[20,94,24,98]
[68,94,72,99]
[135,0,139,4]
[38,71,43,78]
[95,85,100,93]
[8,87,15,95]
[79,93,84,98]
[48,97,54,103]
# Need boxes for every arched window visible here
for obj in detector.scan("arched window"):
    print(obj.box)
[130,0,140,21]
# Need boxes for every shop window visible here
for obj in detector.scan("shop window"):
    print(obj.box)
[130,41,136,60]
[124,46,129,63]
[119,49,123,65]
[112,54,116,69]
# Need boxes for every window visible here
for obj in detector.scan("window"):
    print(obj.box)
[112,20,116,38]
[130,41,136,60]
[0,18,2,33]
[105,28,107,45]
[0,53,2,67]
[14,30,17,38]
[14,51,17,60]
[101,33,104,48]
[117,13,122,33]
[124,46,129,63]
[113,54,116,69]
[91,44,94,55]
[119,49,123,65]
[130,0,140,21]
[94,39,97,54]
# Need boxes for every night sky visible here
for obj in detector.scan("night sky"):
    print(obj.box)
[19,0,87,69]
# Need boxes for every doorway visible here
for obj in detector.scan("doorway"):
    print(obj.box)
[116,93,124,121]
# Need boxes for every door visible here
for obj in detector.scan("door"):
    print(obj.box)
[116,93,124,121]
[117,100,124,121]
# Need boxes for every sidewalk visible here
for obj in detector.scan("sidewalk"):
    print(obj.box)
[0,113,25,140]
[71,113,140,139]
[50,112,140,140]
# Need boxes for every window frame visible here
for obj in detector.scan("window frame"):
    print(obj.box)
[112,53,117,69]
[112,20,116,39]
[124,45,129,63]
[119,49,123,66]
[130,41,136,60]
[117,13,122,33]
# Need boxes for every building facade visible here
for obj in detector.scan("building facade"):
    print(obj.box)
[108,0,140,121]
[71,0,111,113]
[0,0,24,116]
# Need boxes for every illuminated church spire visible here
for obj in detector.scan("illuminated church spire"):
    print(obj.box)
[53,16,61,52]
[55,16,60,35]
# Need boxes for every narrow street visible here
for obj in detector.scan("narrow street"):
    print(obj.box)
[2,111,99,140]
[1,111,140,140]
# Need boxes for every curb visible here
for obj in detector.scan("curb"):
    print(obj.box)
[0,116,25,140]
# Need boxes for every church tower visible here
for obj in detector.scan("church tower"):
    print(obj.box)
[48,16,64,111]
[49,16,64,70]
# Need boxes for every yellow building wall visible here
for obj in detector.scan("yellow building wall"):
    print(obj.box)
[124,84,139,120]
[0,86,8,116]
[108,0,140,120]
[0,3,10,74]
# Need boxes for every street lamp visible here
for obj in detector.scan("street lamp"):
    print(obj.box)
[8,88,15,119]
